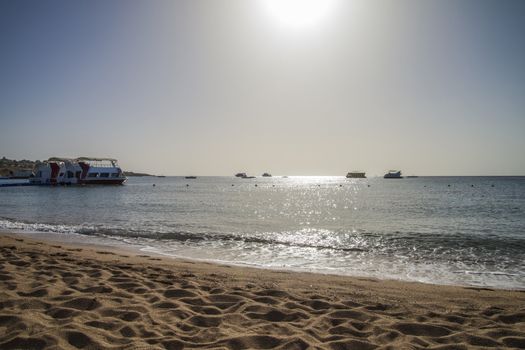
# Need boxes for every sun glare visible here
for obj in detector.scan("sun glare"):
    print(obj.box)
[262,0,337,29]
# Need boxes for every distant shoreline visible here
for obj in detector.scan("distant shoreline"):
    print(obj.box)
[123,171,155,177]
[2,158,525,178]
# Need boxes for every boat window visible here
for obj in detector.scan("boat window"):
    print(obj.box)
[100,173,110,178]
[75,171,81,178]
[87,172,99,178]
[111,173,119,177]
[37,171,42,177]
[67,171,74,178]
[59,172,64,177]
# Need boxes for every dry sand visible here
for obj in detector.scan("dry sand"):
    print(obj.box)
[1,233,524,350]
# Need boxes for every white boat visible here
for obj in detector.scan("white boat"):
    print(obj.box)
[30,157,127,185]
[346,171,366,178]
[384,170,403,179]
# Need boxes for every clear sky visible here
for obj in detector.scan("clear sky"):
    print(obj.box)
[1,0,524,176]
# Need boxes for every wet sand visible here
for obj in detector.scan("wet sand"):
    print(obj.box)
[1,233,524,349]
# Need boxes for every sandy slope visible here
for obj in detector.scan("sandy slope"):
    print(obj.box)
[1,233,524,349]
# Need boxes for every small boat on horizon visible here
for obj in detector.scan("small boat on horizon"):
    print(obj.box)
[384,170,403,179]
[235,172,256,179]
[262,173,272,177]
[185,176,197,179]
[346,171,366,178]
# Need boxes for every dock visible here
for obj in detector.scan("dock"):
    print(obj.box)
[0,182,35,187]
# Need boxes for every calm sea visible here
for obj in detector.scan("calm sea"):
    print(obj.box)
[1,176,524,289]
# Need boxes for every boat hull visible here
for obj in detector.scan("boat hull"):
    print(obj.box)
[80,179,126,185]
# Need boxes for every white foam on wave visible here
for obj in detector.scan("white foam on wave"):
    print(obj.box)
[0,218,88,235]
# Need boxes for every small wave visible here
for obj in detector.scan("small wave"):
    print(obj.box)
[0,217,368,252]
[0,217,92,235]
[453,270,520,277]
[78,225,370,252]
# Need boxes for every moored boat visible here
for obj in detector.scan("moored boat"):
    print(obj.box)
[30,157,127,185]
[384,170,403,179]
[346,171,366,178]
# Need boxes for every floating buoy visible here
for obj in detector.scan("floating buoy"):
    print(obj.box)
[152,184,156,187]
[448,184,450,187]
[491,184,495,187]
[367,185,370,187]
[186,184,189,187]
[255,184,258,187]
[339,184,342,187]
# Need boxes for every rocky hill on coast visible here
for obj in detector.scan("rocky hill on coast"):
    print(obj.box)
[0,157,41,177]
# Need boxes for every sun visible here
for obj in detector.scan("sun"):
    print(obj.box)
[261,0,338,29]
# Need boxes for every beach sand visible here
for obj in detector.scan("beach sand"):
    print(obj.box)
[1,233,524,349]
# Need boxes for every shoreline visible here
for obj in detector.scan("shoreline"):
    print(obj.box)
[1,232,525,349]
[4,229,523,291]
[2,229,524,291]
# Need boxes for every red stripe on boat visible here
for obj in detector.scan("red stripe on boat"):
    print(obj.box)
[49,163,60,184]
[79,162,90,181]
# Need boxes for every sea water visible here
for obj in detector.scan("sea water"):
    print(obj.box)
[1,176,524,289]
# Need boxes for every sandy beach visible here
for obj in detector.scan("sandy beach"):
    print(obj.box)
[1,233,524,350]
